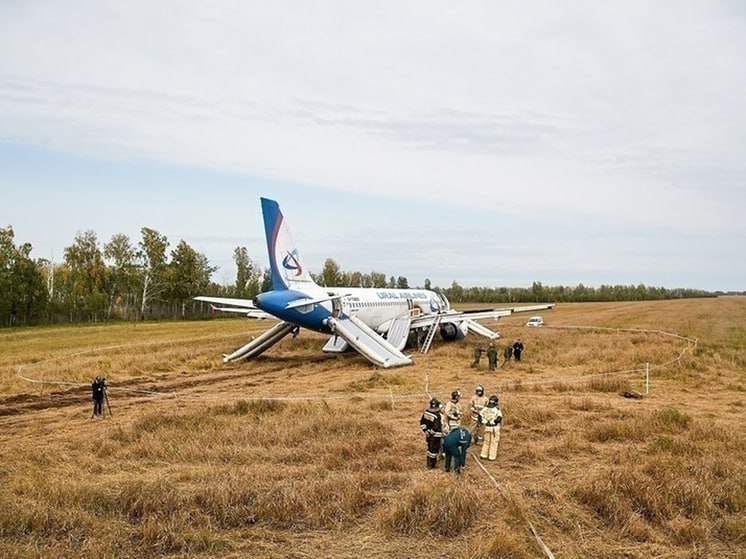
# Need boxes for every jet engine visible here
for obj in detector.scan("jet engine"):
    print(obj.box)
[440,321,468,340]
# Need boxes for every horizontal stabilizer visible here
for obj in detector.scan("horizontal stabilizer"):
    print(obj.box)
[195,296,257,308]
[285,293,347,310]
[223,321,296,363]
[326,316,412,368]
[195,296,273,319]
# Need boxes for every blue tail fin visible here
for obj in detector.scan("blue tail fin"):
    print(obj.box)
[261,198,314,291]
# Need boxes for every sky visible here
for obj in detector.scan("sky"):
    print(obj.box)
[1,1,744,291]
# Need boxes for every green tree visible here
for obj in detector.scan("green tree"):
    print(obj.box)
[0,227,48,326]
[396,276,409,289]
[234,246,261,298]
[165,240,217,317]
[261,268,273,293]
[320,258,341,287]
[138,227,169,318]
[11,248,48,325]
[370,272,387,288]
[63,230,108,322]
[0,226,14,323]
[532,281,545,302]
[349,271,363,287]
[447,280,464,303]
[104,233,139,319]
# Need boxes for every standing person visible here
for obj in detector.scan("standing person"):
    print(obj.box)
[91,376,104,418]
[479,395,503,461]
[469,385,488,444]
[419,398,444,469]
[513,339,524,362]
[503,343,513,365]
[471,345,484,368]
[443,426,471,474]
[443,391,464,432]
[487,341,498,371]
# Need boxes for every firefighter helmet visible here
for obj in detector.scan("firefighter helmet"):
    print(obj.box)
[429,398,441,409]
[475,385,484,395]
[488,395,499,406]
[451,390,461,401]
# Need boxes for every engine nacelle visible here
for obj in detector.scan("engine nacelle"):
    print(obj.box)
[440,321,467,341]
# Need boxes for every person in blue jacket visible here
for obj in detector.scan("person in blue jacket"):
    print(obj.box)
[443,426,471,474]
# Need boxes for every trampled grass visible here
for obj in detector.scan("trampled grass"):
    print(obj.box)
[0,297,745,558]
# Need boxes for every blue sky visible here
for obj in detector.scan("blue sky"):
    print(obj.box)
[1,1,744,291]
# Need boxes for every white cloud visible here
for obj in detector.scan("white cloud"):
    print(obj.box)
[1,1,745,289]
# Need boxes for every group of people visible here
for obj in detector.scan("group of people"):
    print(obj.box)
[419,385,503,473]
[471,339,525,370]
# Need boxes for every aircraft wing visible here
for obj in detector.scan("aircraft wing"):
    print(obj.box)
[459,303,556,321]
[410,303,556,330]
[194,296,275,320]
[495,303,556,314]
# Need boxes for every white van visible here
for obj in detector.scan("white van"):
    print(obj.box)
[525,316,544,327]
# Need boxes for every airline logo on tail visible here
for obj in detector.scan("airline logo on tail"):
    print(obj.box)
[282,249,303,276]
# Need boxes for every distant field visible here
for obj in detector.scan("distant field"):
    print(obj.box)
[0,298,744,558]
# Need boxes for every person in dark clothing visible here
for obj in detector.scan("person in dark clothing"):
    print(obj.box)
[419,398,444,469]
[503,343,513,364]
[443,426,471,474]
[91,376,105,417]
[513,339,524,362]
[487,341,498,371]
[471,345,484,368]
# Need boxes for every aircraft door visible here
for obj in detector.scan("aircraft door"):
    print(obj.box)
[437,292,450,312]
[407,298,421,317]
[332,298,344,318]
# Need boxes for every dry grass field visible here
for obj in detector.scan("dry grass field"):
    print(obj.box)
[0,298,744,558]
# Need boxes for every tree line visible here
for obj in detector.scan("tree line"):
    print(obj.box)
[1,225,220,325]
[0,225,722,327]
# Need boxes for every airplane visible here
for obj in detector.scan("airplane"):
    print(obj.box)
[196,198,554,368]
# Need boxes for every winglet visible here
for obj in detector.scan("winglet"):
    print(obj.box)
[261,198,314,291]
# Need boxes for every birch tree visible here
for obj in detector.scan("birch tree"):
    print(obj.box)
[138,227,168,319]
[63,230,108,322]
[104,233,138,319]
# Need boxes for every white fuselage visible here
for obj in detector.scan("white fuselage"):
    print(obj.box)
[311,287,449,334]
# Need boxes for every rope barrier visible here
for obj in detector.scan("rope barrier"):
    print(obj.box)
[16,326,698,402]
[12,364,430,403]
[11,322,697,406]
[472,456,555,558]
[8,321,698,556]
